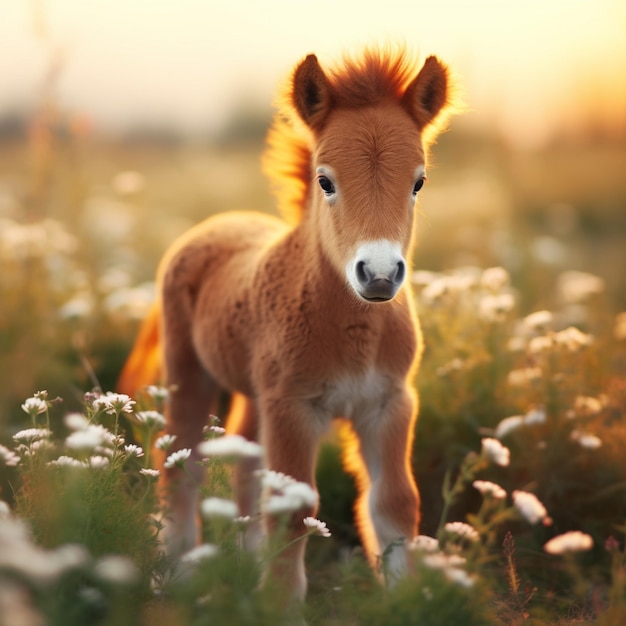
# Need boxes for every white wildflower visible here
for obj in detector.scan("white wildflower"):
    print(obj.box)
[65,426,106,451]
[145,385,169,402]
[21,397,47,417]
[553,326,592,351]
[281,481,318,508]
[135,410,166,430]
[48,455,85,468]
[495,415,524,439]
[88,455,110,469]
[92,392,135,415]
[481,438,510,466]
[570,430,602,450]
[198,434,262,459]
[140,468,160,479]
[303,517,331,537]
[522,310,554,332]
[234,515,251,525]
[478,293,515,323]
[180,543,219,564]
[480,266,510,292]
[64,412,90,431]
[155,434,177,451]
[256,470,295,491]
[94,554,139,584]
[524,408,547,426]
[473,480,506,499]
[573,395,603,417]
[0,444,20,467]
[513,490,548,525]
[124,444,144,458]
[444,566,476,588]
[264,495,301,515]
[557,271,605,304]
[444,521,480,542]
[207,425,226,435]
[544,531,593,555]
[528,335,553,354]
[164,448,192,468]
[12,428,52,444]
[408,535,440,553]
[200,497,239,520]
[507,367,543,387]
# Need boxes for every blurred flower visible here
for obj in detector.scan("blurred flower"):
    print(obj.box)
[58,293,94,320]
[436,358,464,377]
[422,553,475,588]
[444,566,476,588]
[480,266,509,292]
[64,412,90,430]
[478,293,514,323]
[155,434,177,451]
[259,471,318,514]
[473,480,506,499]
[444,521,480,542]
[164,448,192,468]
[180,543,219,564]
[0,500,10,518]
[12,428,52,444]
[507,367,543,387]
[303,516,331,537]
[65,425,110,451]
[48,455,86,468]
[146,385,170,402]
[527,335,553,354]
[200,497,239,520]
[544,531,593,555]
[481,438,510,466]
[103,283,156,320]
[234,515,251,525]
[522,310,554,332]
[570,430,602,450]
[614,312,626,341]
[94,554,139,584]
[494,415,524,438]
[88,456,110,469]
[513,490,548,524]
[139,468,160,479]
[572,395,603,418]
[112,170,145,195]
[553,326,593,351]
[557,271,605,303]
[198,434,262,459]
[135,410,166,430]
[21,396,47,418]
[408,535,440,553]
[207,425,226,435]
[0,445,20,467]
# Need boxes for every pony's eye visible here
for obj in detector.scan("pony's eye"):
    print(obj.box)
[412,177,426,196]
[318,175,335,195]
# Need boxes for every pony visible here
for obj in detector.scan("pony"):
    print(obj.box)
[118,45,455,602]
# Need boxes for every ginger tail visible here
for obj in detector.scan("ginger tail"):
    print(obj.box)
[117,302,162,396]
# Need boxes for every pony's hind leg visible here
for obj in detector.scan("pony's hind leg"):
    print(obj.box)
[160,288,223,556]
[343,387,420,584]
[226,392,263,551]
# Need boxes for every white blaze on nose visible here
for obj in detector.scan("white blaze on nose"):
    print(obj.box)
[346,240,406,300]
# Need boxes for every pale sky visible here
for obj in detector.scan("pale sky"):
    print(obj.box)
[1,0,625,146]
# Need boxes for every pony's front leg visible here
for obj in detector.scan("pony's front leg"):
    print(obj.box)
[349,386,420,584]
[258,395,322,603]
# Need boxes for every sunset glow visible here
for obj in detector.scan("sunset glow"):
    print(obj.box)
[1,0,625,146]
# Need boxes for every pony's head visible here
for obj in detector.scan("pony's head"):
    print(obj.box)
[265,48,455,303]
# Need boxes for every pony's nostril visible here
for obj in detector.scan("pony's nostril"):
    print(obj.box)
[394,260,405,285]
[356,260,369,285]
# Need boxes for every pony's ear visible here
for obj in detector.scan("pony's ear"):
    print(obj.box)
[402,56,450,129]
[292,54,332,130]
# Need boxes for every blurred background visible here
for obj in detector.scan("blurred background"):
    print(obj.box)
[1,0,625,422]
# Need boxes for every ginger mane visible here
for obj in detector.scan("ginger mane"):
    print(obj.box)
[262,46,456,225]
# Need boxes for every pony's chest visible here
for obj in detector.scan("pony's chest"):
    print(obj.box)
[313,369,391,421]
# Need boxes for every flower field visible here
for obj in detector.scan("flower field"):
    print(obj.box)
[1,112,626,624]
